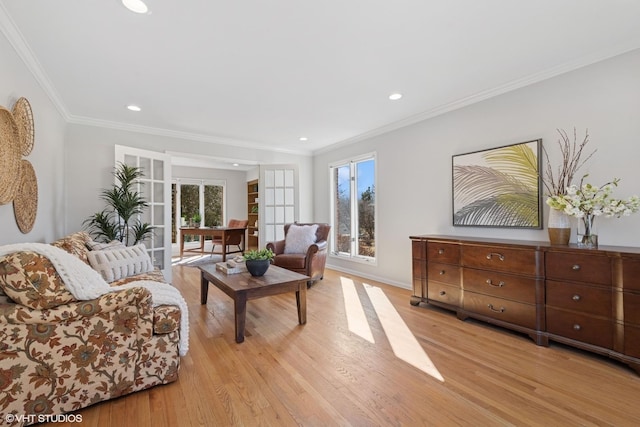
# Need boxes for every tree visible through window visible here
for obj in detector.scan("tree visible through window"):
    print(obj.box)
[171,180,224,243]
[331,155,376,260]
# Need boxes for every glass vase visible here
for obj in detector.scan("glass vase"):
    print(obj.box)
[577,214,598,248]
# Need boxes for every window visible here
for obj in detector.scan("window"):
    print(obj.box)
[330,154,376,261]
[171,179,225,243]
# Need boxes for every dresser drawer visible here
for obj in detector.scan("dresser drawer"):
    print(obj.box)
[463,292,536,329]
[622,256,640,291]
[427,242,460,264]
[623,291,640,325]
[546,307,613,349]
[545,252,611,285]
[546,280,612,318]
[461,245,540,276]
[463,268,538,304]
[428,262,461,286]
[427,282,461,307]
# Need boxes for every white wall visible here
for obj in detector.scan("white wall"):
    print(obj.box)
[64,124,314,236]
[0,31,67,245]
[314,48,640,288]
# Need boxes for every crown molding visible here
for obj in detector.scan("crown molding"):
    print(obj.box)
[67,114,313,156]
[315,44,640,155]
[0,3,71,120]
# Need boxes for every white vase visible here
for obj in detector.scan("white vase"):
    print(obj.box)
[548,209,571,245]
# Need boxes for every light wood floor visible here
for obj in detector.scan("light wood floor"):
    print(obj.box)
[43,266,640,426]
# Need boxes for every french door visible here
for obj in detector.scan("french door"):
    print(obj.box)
[260,164,299,245]
[115,145,172,281]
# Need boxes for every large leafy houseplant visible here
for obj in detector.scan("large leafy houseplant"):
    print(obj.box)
[84,162,154,246]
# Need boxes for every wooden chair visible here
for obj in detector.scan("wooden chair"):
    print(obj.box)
[210,219,248,257]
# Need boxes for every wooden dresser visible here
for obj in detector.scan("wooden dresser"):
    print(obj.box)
[410,235,640,373]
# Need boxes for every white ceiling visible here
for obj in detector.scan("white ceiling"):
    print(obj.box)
[2,0,640,158]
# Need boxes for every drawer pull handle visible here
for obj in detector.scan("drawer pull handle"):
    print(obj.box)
[573,324,582,331]
[486,252,505,261]
[486,279,505,288]
[572,294,581,301]
[438,249,444,255]
[487,304,505,313]
[439,270,446,275]
[572,264,581,271]
[439,290,446,296]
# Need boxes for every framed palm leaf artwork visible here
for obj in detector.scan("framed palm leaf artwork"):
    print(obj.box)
[452,139,542,228]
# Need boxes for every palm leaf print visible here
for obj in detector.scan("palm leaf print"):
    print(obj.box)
[453,141,540,227]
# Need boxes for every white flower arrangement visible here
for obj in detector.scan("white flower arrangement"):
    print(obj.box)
[547,175,640,219]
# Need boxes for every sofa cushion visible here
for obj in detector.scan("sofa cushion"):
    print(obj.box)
[50,231,92,265]
[284,224,318,254]
[0,251,76,309]
[87,244,154,283]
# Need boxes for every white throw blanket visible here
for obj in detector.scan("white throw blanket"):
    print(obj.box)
[0,243,189,356]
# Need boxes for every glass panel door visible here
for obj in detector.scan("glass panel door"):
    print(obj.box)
[260,164,298,246]
[115,145,172,281]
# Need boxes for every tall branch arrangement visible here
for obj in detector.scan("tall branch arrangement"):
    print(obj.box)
[542,128,596,197]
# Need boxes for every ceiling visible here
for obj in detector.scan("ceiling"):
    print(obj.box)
[2,1,640,161]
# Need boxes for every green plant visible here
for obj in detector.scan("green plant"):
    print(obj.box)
[83,162,154,246]
[243,248,274,261]
[192,212,202,224]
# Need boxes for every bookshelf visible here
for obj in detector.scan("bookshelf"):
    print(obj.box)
[247,179,259,250]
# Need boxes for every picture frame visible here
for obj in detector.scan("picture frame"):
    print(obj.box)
[452,139,542,228]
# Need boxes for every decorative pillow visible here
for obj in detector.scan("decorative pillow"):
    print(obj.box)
[0,251,76,309]
[50,231,92,265]
[86,239,126,251]
[87,244,154,283]
[284,224,318,254]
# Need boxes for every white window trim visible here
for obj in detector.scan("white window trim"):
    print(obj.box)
[172,178,227,227]
[328,152,377,265]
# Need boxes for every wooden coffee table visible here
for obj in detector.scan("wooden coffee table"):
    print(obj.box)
[198,263,309,343]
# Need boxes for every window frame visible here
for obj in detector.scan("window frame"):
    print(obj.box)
[172,178,227,229]
[329,152,377,264]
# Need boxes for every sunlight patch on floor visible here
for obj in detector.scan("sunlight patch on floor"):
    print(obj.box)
[340,277,375,343]
[364,283,444,382]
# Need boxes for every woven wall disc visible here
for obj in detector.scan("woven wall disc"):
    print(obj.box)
[12,97,35,156]
[13,159,38,234]
[0,106,22,205]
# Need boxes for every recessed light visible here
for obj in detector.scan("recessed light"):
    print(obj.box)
[127,105,141,112]
[299,137,308,141]
[232,163,240,167]
[122,0,148,14]
[389,93,403,101]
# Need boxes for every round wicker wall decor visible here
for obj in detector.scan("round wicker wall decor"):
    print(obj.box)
[12,97,35,156]
[0,106,22,205]
[13,159,38,233]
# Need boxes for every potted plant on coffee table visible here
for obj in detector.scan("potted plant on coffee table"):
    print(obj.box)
[243,248,274,277]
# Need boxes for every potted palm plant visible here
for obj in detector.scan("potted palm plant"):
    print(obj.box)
[243,248,274,276]
[84,162,154,246]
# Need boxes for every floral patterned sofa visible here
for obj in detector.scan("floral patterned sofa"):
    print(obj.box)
[0,232,185,426]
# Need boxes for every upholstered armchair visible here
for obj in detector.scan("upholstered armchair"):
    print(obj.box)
[210,219,248,256]
[266,223,331,284]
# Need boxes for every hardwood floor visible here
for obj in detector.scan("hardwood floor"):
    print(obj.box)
[43,266,640,426]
